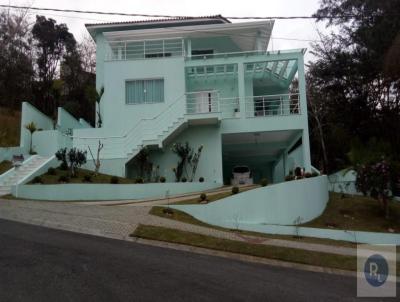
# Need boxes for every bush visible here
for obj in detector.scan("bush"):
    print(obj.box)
[232,186,239,194]
[311,172,319,177]
[162,208,174,215]
[285,175,295,181]
[83,174,92,182]
[110,176,119,184]
[260,178,268,186]
[181,177,187,183]
[31,176,43,184]
[199,177,204,182]
[159,176,166,183]
[304,172,312,178]
[135,177,144,184]
[200,193,207,201]
[47,167,56,175]
[58,175,69,183]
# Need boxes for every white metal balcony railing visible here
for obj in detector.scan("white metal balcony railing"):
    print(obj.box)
[185,92,300,118]
[187,49,292,61]
[106,38,185,61]
[245,93,300,118]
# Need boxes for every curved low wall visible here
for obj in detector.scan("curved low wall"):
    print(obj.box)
[12,182,221,201]
[225,223,400,245]
[171,176,329,226]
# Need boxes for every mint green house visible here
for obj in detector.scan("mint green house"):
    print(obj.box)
[72,15,311,184]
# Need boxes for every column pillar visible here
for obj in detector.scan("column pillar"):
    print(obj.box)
[237,62,246,119]
[297,54,312,172]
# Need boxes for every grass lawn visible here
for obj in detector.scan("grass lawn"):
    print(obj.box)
[302,193,400,233]
[149,206,357,248]
[132,224,357,271]
[0,107,20,147]
[0,160,13,175]
[28,167,136,184]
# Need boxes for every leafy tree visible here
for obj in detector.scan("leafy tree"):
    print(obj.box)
[355,160,392,219]
[0,9,34,109]
[32,15,77,116]
[308,0,400,172]
[24,121,37,154]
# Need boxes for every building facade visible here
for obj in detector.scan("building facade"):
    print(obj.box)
[72,15,312,184]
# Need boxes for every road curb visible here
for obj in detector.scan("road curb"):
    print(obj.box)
[131,237,356,277]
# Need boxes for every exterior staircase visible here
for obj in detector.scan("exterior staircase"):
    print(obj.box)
[0,155,51,196]
[74,94,189,162]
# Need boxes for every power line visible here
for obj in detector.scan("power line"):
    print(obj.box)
[2,4,322,43]
[1,4,398,20]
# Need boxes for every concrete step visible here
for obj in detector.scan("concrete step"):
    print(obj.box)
[0,156,51,186]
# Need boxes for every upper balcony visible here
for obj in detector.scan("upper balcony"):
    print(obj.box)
[102,20,274,62]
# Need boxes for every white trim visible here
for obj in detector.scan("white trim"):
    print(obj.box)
[86,17,230,31]
[103,21,274,42]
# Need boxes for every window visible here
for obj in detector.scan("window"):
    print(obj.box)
[126,79,164,104]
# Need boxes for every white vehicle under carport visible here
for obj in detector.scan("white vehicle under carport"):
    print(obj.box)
[231,165,253,185]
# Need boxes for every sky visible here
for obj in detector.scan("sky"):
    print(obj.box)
[1,0,327,63]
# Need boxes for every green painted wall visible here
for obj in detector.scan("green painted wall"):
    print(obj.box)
[13,182,221,201]
[190,36,241,54]
[127,125,223,183]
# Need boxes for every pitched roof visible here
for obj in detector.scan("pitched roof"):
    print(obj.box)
[85,15,230,27]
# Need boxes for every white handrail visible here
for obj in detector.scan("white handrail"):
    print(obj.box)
[72,94,186,140]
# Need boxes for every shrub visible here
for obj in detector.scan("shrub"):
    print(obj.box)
[200,193,207,201]
[159,176,166,183]
[285,175,295,181]
[47,167,56,175]
[304,172,312,178]
[260,178,268,186]
[58,175,69,183]
[83,174,92,182]
[135,177,144,184]
[199,177,204,182]
[162,208,174,215]
[232,186,239,194]
[31,176,43,184]
[294,167,302,177]
[181,177,187,183]
[110,176,119,184]
[311,172,319,177]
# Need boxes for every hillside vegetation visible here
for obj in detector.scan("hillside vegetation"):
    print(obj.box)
[0,107,20,147]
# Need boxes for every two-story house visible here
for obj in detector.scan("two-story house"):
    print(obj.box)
[73,15,311,184]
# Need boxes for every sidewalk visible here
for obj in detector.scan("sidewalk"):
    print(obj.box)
[0,196,357,257]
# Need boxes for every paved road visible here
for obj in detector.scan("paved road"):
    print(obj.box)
[0,219,396,302]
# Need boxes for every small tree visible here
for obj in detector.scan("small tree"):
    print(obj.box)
[355,160,392,219]
[24,121,37,154]
[95,87,104,128]
[55,147,87,177]
[188,145,203,182]
[171,142,192,182]
[171,142,204,182]
[134,146,153,181]
[88,140,103,176]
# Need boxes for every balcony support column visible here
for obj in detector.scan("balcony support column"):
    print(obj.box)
[237,62,246,119]
[187,39,192,58]
[297,54,312,172]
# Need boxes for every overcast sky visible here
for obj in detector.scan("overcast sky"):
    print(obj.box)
[3,0,327,63]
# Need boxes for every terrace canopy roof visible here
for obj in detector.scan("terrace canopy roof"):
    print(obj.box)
[101,20,274,52]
